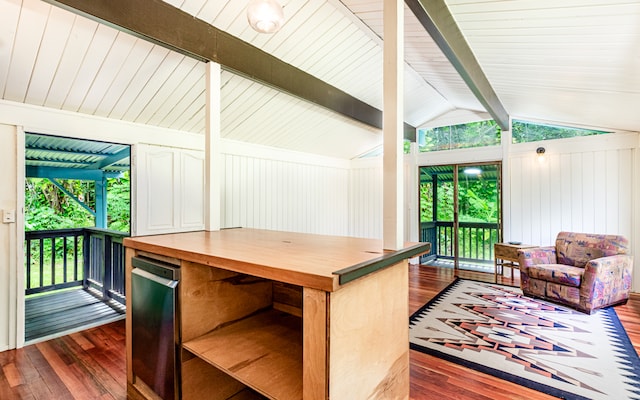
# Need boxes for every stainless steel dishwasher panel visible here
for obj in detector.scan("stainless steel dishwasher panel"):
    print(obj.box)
[131,257,180,400]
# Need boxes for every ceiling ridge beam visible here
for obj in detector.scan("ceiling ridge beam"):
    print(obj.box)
[43,0,417,137]
[405,0,510,130]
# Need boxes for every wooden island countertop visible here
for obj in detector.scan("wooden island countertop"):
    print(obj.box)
[123,228,430,292]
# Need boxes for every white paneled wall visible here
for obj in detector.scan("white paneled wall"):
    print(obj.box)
[507,134,636,247]
[220,149,350,236]
[349,159,383,239]
[134,144,205,236]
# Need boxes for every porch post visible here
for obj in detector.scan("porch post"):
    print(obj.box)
[95,175,107,229]
[383,0,404,250]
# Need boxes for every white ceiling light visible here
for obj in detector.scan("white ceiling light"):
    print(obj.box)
[463,167,482,175]
[247,0,285,34]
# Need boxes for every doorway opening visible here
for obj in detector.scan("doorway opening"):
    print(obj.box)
[24,133,130,344]
[419,162,501,275]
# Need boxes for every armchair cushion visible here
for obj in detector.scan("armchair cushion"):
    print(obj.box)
[556,231,629,267]
[525,264,583,287]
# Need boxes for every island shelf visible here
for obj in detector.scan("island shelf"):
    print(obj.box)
[124,228,430,400]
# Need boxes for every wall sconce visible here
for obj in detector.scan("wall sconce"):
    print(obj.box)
[247,0,285,34]
[536,147,546,163]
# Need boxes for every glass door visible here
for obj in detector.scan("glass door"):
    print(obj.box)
[419,162,501,273]
[456,163,501,273]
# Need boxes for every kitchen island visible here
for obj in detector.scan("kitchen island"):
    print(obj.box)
[124,228,430,400]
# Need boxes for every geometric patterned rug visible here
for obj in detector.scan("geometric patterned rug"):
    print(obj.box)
[409,278,640,400]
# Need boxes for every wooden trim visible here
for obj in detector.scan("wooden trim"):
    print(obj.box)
[333,242,430,284]
[303,288,328,400]
[124,247,135,383]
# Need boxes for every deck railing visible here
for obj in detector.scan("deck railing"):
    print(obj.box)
[25,228,129,304]
[420,221,499,263]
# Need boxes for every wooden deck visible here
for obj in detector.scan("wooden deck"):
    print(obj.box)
[25,288,126,344]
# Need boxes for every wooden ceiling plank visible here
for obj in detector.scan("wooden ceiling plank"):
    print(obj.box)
[96,38,154,118]
[44,14,98,109]
[132,55,197,124]
[123,50,185,122]
[78,32,138,115]
[108,44,170,119]
[43,0,391,130]
[25,5,75,106]
[0,0,22,96]
[175,90,206,132]
[195,0,230,25]
[62,23,118,112]
[274,2,336,62]
[159,69,205,128]
[139,56,200,125]
[405,0,510,130]
[297,17,353,71]
[180,0,208,16]
[4,0,51,103]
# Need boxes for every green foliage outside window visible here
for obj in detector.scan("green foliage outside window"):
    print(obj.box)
[25,172,130,232]
[25,172,130,289]
[418,120,501,152]
[511,120,608,143]
[420,177,498,223]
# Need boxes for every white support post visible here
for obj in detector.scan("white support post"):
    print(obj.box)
[501,117,512,243]
[205,62,222,231]
[383,0,404,250]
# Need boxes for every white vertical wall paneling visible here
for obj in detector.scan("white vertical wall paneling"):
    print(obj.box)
[617,150,632,236]
[509,157,523,242]
[570,153,583,233]
[606,150,620,233]
[581,152,595,233]
[509,137,635,251]
[349,160,383,239]
[548,154,562,242]
[559,154,572,231]
[593,151,607,232]
[538,155,552,245]
[530,155,542,244]
[220,153,349,236]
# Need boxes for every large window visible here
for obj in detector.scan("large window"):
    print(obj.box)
[511,120,609,143]
[418,120,501,152]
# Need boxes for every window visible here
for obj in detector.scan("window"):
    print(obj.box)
[511,120,608,143]
[418,120,501,152]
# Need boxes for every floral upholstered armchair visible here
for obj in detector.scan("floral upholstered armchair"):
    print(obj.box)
[517,232,633,313]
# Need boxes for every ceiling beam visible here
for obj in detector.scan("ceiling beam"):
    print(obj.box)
[26,166,122,180]
[43,0,417,137]
[87,147,131,170]
[405,0,510,130]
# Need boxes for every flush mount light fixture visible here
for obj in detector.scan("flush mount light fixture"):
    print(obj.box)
[247,0,285,34]
[536,146,546,163]
[463,167,482,175]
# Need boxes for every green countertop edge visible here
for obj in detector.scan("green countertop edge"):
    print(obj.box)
[333,242,431,285]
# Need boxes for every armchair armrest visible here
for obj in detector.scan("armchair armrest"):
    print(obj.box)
[517,246,557,269]
[581,254,634,302]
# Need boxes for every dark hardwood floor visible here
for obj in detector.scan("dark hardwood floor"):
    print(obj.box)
[1,264,638,399]
[0,319,126,399]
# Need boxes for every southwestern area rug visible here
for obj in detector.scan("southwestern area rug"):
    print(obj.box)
[409,278,640,400]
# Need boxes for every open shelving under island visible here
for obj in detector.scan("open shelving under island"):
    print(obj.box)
[123,228,430,400]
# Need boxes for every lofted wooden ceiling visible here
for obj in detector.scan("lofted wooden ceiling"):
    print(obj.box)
[1,0,639,159]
